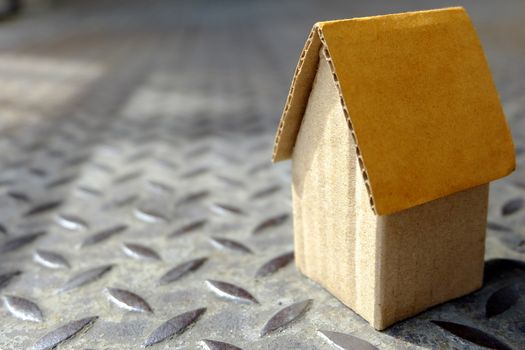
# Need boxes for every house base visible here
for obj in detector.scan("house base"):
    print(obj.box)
[291,50,489,330]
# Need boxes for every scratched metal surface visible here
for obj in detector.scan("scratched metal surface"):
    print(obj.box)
[0,1,524,349]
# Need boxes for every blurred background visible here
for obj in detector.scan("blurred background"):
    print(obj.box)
[0,0,523,135]
[0,1,524,349]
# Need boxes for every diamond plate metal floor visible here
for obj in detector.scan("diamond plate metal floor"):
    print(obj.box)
[0,1,524,349]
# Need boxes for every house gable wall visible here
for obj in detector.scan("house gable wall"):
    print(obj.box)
[292,50,378,323]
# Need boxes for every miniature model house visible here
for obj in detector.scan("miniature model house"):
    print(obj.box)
[272,7,515,330]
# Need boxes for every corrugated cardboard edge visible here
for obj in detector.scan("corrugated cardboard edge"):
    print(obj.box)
[317,45,376,212]
[272,23,376,211]
[272,26,322,163]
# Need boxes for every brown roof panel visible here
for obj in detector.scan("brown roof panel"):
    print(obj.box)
[273,7,515,215]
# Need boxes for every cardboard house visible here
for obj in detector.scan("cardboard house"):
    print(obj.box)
[272,7,515,330]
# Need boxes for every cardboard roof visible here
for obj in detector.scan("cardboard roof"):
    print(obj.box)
[273,7,515,216]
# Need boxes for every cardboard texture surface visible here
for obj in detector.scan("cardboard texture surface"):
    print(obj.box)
[292,52,489,329]
[292,52,378,324]
[275,7,515,215]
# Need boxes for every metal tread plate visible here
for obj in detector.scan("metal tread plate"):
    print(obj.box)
[0,1,524,349]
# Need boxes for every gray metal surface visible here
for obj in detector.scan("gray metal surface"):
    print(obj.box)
[0,1,524,349]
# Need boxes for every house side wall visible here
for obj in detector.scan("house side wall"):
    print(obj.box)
[291,50,377,322]
[375,184,489,329]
